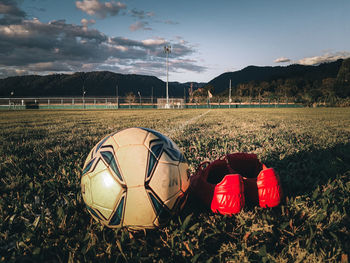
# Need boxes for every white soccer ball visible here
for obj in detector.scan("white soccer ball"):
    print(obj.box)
[81,127,190,230]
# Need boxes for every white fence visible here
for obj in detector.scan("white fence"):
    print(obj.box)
[157,98,185,109]
[1,97,187,109]
[0,97,303,109]
[0,97,157,108]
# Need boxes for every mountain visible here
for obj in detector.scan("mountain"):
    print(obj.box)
[0,60,347,98]
[0,71,198,98]
[206,60,344,94]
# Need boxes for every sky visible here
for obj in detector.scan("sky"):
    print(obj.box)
[0,0,349,83]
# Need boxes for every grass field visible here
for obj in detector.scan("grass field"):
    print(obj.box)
[1,108,349,262]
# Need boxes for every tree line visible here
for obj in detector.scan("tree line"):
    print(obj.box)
[192,58,350,106]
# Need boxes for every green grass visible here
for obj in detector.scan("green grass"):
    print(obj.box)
[0,108,349,262]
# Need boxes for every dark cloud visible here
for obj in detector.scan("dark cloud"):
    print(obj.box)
[130,8,154,19]
[0,0,26,17]
[129,7,178,29]
[0,2,206,78]
[0,18,111,68]
[170,43,193,57]
[0,0,26,25]
[27,61,74,72]
[110,36,145,47]
[106,58,206,77]
[170,59,206,73]
[0,67,29,78]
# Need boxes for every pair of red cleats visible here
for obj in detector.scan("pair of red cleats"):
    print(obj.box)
[189,153,282,215]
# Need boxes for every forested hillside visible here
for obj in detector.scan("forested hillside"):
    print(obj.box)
[1,59,349,106]
[192,59,350,106]
[0,71,198,98]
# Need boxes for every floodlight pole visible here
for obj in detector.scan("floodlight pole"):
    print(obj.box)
[138,91,141,105]
[229,79,232,108]
[81,72,86,110]
[184,87,186,102]
[116,84,119,109]
[164,45,171,108]
[151,86,154,105]
[9,91,14,109]
[83,88,86,109]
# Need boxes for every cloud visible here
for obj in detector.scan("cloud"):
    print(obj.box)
[274,57,291,63]
[129,21,152,32]
[163,20,179,25]
[0,0,26,17]
[75,0,126,18]
[129,8,178,27]
[109,58,206,77]
[0,67,29,78]
[81,18,96,27]
[130,8,154,19]
[27,62,74,72]
[170,59,207,73]
[141,38,166,46]
[0,0,26,25]
[297,52,350,65]
[0,10,205,79]
[28,6,46,13]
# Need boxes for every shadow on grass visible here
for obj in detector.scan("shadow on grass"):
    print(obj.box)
[265,142,350,199]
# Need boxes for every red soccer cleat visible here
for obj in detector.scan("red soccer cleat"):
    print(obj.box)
[189,157,245,215]
[210,173,245,215]
[189,153,282,215]
[256,166,282,208]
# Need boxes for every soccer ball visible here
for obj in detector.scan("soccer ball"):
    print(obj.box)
[81,127,190,230]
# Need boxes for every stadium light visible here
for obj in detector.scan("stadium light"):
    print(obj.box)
[138,91,141,105]
[164,45,171,108]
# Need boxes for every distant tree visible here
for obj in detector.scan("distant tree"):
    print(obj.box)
[125,92,136,105]
[275,79,284,98]
[320,78,336,103]
[236,83,245,97]
[192,88,207,103]
[247,81,256,98]
[321,78,336,90]
[336,58,350,97]
[337,58,350,82]
[284,79,298,97]
[262,91,276,102]
[309,89,323,103]
[259,81,270,101]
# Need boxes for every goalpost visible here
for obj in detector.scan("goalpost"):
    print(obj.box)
[157,98,185,109]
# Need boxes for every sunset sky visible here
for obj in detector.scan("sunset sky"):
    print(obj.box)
[0,0,349,82]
